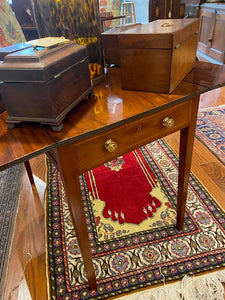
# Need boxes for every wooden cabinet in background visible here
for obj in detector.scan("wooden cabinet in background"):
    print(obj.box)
[198,3,225,64]
[10,0,39,41]
[149,0,185,21]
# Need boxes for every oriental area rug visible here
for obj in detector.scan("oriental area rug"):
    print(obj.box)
[196,104,225,164]
[0,164,24,299]
[46,139,225,300]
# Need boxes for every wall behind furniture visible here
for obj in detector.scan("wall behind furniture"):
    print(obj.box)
[99,0,149,31]
[131,0,149,23]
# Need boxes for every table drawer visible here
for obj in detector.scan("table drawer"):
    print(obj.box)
[74,100,192,173]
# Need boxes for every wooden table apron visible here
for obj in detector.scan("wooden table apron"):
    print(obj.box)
[1,62,225,290]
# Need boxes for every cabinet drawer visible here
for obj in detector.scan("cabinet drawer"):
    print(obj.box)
[74,100,192,173]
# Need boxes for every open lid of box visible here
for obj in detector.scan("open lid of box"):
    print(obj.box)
[119,18,199,49]
[0,37,88,83]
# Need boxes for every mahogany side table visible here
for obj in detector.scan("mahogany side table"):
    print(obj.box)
[1,61,225,290]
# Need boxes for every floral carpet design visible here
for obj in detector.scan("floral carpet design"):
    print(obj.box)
[99,0,122,30]
[196,105,225,164]
[46,139,225,300]
[0,0,26,47]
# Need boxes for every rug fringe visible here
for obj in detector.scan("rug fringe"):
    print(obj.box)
[118,270,225,300]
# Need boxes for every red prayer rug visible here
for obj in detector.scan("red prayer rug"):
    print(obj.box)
[196,104,225,164]
[46,139,225,299]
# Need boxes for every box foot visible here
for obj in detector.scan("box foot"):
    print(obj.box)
[51,123,64,132]
[7,123,16,129]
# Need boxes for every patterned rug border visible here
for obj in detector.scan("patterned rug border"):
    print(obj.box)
[46,139,225,299]
[117,268,225,299]
[0,164,24,299]
[196,104,225,165]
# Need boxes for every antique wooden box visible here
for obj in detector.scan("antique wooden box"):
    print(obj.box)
[119,18,200,93]
[0,38,93,130]
[0,42,32,113]
[101,23,142,66]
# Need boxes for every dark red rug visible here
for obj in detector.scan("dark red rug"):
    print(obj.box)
[46,139,225,299]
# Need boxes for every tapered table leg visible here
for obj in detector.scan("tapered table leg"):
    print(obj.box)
[47,145,97,290]
[24,160,35,185]
[176,96,200,231]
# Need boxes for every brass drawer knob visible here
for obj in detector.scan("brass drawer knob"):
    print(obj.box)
[162,117,174,128]
[104,139,118,152]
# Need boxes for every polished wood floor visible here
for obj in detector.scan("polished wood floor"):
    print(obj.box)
[2,87,225,300]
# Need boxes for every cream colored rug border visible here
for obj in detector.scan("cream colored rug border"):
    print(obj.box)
[116,269,225,300]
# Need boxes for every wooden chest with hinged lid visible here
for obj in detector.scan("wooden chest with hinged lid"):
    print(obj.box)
[0,38,93,131]
[119,18,200,93]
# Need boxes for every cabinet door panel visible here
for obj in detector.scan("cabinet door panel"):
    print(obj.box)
[198,10,215,56]
[171,0,185,18]
[149,0,168,21]
[149,0,183,21]
[209,12,225,63]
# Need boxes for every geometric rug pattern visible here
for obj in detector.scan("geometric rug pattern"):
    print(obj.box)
[196,104,225,164]
[46,139,225,299]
